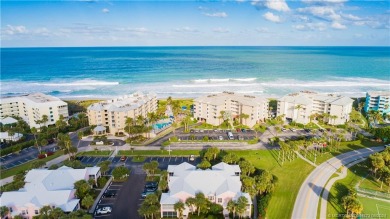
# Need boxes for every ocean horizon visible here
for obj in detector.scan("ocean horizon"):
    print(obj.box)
[1,46,389,99]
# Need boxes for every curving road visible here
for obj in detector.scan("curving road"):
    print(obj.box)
[292,146,385,219]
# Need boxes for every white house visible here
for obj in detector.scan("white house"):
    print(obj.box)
[0,166,100,219]
[160,162,252,218]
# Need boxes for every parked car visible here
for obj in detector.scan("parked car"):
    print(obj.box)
[319,129,325,132]
[103,190,117,198]
[241,129,246,133]
[96,207,112,215]
[236,128,241,132]
[145,181,158,189]
[219,136,224,140]
[304,129,311,133]
[227,132,234,140]
[141,191,155,198]
[290,128,296,132]
[281,128,287,132]
[120,156,127,162]
[144,186,157,192]
[189,155,195,161]
[237,135,244,140]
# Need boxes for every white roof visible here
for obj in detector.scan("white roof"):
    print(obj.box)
[0,132,23,140]
[87,91,156,112]
[161,162,249,205]
[279,91,353,106]
[194,91,267,107]
[93,126,106,132]
[0,166,100,212]
[0,117,18,125]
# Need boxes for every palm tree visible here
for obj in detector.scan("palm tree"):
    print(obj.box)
[295,104,303,122]
[240,113,249,126]
[41,114,49,134]
[226,200,236,218]
[185,197,196,214]
[136,115,144,126]
[125,117,134,136]
[172,122,178,137]
[31,127,41,153]
[357,102,365,113]
[194,192,209,216]
[174,201,185,219]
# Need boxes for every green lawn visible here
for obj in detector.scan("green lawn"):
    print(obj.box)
[0,151,64,179]
[358,196,390,218]
[78,150,112,156]
[302,140,383,164]
[326,160,390,219]
[229,150,315,219]
[118,149,201,156]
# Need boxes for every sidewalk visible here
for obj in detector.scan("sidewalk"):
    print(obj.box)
[319,157,366,219]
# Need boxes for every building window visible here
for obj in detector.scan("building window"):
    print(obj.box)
[208,196,214,201]
[162,211,176,218]
[22,210,26,215]
[35,210,39,214]
[218,198,222,203]
[9,207,13,212]
[51,119,54,122]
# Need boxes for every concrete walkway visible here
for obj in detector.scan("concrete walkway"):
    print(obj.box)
[0,176,14,187]
[319,157,367,219]
[295,151,317,167]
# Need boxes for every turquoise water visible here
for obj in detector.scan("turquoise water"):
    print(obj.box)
[1,47,389,98]
[153,122,171,130]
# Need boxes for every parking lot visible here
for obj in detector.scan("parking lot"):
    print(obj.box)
[94,181,124,219]
[0,147,38,170]
[81,156,201,218]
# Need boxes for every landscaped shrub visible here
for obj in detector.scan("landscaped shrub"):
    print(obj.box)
[97,176,108,188]
[162,140,170,146]
[169,136,178,142]
[258,193,272,219]
[0,140,35,156]
[38,154,46,159]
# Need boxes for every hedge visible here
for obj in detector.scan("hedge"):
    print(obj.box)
[0,140,35,156]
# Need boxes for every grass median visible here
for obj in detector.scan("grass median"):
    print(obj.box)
[78,150,112,156]
[0,151,64,179]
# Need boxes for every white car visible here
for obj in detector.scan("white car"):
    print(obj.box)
[189,155,195,161]
[96,207,112,215]
[219,136,223,140]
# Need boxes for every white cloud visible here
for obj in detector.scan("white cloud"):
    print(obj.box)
[331,21,346,29]
[302,0,347,3]
[341,13,361,21]
[293,22,327,31]
[102,8,109,13]
[174,27,199,33]
[252,0,290,12]
[297,6,341,22]
[3,25,28,35]
[204,12,228,18]
[263,12,281,23]
[213,27,230,33]
[255,27,270,33]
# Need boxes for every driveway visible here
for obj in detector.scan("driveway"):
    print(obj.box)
[111,171,146,219]
[291,146,385,219]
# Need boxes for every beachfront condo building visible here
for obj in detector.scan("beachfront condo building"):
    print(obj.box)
[0,93,69,128]
[277,91,353,125]
[0,166,100,219]
[364,91,390,114]
[160,162,252,218]
[193,92,268,127]
[87,92,157,134]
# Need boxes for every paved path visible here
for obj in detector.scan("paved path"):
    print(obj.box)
[319,157,367,219]
[292,146,384,219]
[295,151,317,167]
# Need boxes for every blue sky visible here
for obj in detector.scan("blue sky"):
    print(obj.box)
[1,0,389,47]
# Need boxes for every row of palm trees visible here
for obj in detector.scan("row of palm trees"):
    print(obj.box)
[172,193,249,219]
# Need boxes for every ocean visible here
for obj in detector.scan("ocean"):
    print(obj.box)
[1,46,389,99]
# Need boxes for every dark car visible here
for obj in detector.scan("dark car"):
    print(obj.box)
[145,181,158,189]
[76,156,84,161]
[144,187,157,192]
[120,156,126,162]
[241,129,246,133]
[103,190,117,198]
[304,129,311,133]
[48,139,54,144]
[319,129,325,132]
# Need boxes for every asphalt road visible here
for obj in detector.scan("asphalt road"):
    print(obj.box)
[291,146,385,219]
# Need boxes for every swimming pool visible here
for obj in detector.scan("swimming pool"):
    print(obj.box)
[153,122,171,130]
